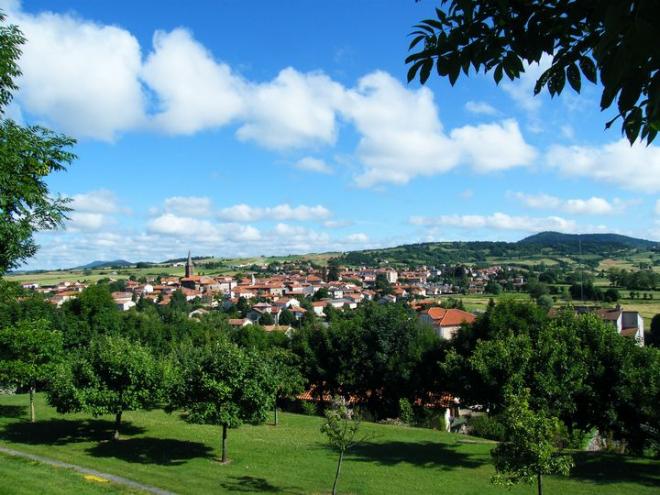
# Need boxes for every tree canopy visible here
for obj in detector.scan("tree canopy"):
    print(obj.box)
[406,1,660,144]
[0,11,76,273]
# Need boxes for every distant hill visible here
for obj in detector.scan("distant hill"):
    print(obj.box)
[75,260,133,270]
[334,231,658,268]
[518,232,657,250]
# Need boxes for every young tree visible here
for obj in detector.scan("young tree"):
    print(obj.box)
[48,335,162,440]
[491,391,573,495]
[168,341,275,463]
[407,1,659,144]
[0,12,76,274]
[321,397,362,495]
[268,348,304,426]
[0,319,63,422]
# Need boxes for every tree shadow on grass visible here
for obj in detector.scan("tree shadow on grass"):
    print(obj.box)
[0,405,26,419]
[570,452,660,488]
[87,437,213,466]
[219,476,304,494]
[345,440,485,470]
[0,418,145,445]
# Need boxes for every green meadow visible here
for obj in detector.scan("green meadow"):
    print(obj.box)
[0,394,657,495]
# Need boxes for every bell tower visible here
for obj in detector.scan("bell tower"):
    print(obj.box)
[185,250,194,278]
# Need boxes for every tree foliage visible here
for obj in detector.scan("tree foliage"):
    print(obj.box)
[406,1,660,144]
[321,397,362,495]
[167,340,275,462]
[0,12,76,273]
[491,390,573,495]
[48,335,162,439]
[0,319,63,421]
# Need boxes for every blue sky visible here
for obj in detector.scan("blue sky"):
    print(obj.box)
[3,0,659,269]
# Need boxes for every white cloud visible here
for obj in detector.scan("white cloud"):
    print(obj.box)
[66,212,106,232]
[656,199,660,215]
[512,192,629,215]
[293,156,333,174]
[147,213,262,242]
[546,139,660,193]
[451,119,537,172]
[465,100,498,116]
[141,28,245,134]
[345,71,458,187]
[10,7,145,140]
[163,196,212,217]
[237,68,346,150]
[70,189,121,214]
[410,212,577,233]
[345,232,368,243]
[217,203,331,222]
[324,219,353,228]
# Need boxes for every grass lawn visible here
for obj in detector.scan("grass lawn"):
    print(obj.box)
[0,451,141,494]
[0,395,658,495]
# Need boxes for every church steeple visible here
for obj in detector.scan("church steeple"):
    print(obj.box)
[185,250,194,278]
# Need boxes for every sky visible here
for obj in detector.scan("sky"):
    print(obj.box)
[3,0,659,270]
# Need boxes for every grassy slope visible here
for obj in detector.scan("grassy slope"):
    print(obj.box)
[0,395,658,495]
[0,451,140,494]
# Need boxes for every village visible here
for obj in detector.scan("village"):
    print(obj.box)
[19,251,646,345]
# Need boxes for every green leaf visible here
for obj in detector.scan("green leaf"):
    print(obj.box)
[407,60,425,83]
[408,35,426,51]
[579,56,597,84]
[420,59,433,84]
[567,63,581,93]
[623,107,642,144]
[494,64,503,84]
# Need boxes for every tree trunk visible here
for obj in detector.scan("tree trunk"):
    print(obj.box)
[274,399,278,426]
[537,472,543,495]
[332,450,344,495]
[29,386,35,423]
[221,423,228,463]
[113,411,122,441]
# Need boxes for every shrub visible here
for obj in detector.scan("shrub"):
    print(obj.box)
[398,398,414,424]
[300,400,318,416]
[467,414,506,441]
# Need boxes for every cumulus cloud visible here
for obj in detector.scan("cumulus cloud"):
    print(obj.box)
[147,213,261,241]
[66,212,106,232]
[512,192,631,215]
[9,6,145,140]
[237,68,346,149]
[163,196,212,217]
[545,139,660,193]
[6,4,539,188]
[410,212,577,233]
[141,28,245,134]
[70,189,122,214]
[451,119,537,172]
[293,156,333,174]
[465,100,498,116]
[217,204,331,222]
[345,232,368,243]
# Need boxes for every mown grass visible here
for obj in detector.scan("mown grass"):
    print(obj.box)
[0,451,141,494]
[0,394,658,495]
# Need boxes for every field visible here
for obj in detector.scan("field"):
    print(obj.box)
[0,394,658,495]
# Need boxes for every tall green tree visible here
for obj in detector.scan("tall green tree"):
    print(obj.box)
[491,390,573,495]
[167,341,275,463]
[0,319,63,422]
[48,335,162,440]
[407,1,660,144]
[0,11,76,273]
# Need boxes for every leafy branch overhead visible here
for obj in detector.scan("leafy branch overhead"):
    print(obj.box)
[406,0,659,144]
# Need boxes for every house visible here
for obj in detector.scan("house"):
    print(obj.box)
[111,291,135,311]
[419,307,476,340]
[228,318,252,328]
[595,307,645,346]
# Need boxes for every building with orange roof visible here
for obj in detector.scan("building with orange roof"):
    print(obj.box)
[419,307,476,339]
